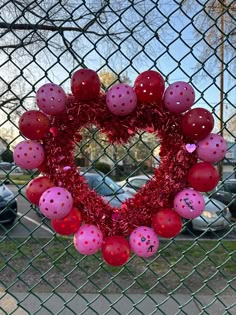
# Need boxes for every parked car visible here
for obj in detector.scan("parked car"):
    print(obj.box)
[118,174,232,232]
[11,164,23,174]
[220,179,236,194]
[0,181,17,225]
[117,174,152,195]
[82,171,134,207]
[209,182,236,220]
[0,162,12,171]
[187,196,231,232]
[35,170,134,217]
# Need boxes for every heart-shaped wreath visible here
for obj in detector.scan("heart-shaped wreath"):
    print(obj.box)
[14,69,227,266]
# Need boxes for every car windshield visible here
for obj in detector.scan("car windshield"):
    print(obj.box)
[84,173,123,196]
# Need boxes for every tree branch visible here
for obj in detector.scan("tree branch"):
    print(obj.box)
[0,22,129,37]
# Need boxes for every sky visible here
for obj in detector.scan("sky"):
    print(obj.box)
[0,0,235,145]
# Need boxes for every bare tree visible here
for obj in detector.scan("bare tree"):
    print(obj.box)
[182,0,235,74]
[0,0,177,151]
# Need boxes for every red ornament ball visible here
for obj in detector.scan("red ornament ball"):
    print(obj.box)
[51,207,82,236]
[26,176,54,205]
[134,70,165,103]
[152,209,182,238]
[102,236,131,266]
[71,69,101,101]
[19,110,50,140]
[181,107,214,141]
[187,162,220,192]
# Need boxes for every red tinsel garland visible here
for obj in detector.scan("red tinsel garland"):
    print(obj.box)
[41,92,197,237]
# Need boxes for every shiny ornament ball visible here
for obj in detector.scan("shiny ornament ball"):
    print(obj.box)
[152,208,182,238]
[181,108,214,141]
[129,226,159,258]
[163,81,195,113]
[102,236,130,266]
[71,69,101,101]
[39,187,73,219]
[188,162,220,192]
[52,207,82,236]
[197,133,227,163]
[74,224,103,255]
[26,176,54,205]
[19,110,50,140]
[106,83,137,116]
[13,140,45,170]
[36,83,67,115]
[174,189,205,219]
[134,70,165,103]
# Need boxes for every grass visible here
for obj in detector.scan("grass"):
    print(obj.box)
[0,237,235,282]
[0,174,34,185]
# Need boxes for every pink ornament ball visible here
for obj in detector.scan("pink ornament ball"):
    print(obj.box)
[36,83,67,115]
[129,226,159,258]
[74,224,103,255]
[164,81,195,113]
[174,189,205,219]
[13,140,45,170]
[106,83,137,116]
[197,133,227,163]
[39,187,73,219]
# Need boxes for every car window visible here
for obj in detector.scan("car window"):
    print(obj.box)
[84,173,123,196]
[0,162,12,171]
[129,178,149,190]
[224,181,236,194]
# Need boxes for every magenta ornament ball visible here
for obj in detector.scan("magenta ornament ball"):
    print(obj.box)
[163,81,195,113]
[106,83,137,116]
[74,224,103,255]
[129,226,159,258]
[36,83,67,115]
[197,133,227,163]
[174,189,205,219]
[13,140,45,170]
[39,187,73,219]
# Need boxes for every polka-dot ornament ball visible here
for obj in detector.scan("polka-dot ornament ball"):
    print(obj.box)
[19,110,50,140]
[174,188,205,219]
[39,187,73,219]
[74,224,103,255]
[129,226,159,258]
[36,83,67,115]
[106,83,137,116]
[197,133,227,163]
[13,140,45,170]
[181,108,214,141]
[163,81,195,113]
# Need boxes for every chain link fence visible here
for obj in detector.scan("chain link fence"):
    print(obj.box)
[0,1,235,314]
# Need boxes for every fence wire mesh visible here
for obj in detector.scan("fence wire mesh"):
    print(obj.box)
[0,1,235,314]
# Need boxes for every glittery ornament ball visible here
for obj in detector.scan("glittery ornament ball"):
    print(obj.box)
[102,236,130,266]
[152,208,182,238]
[19,110,50,140]
[134,70,165,103]
[26,176,54,205]
[71,69,101,101]
[52,207,82,236]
